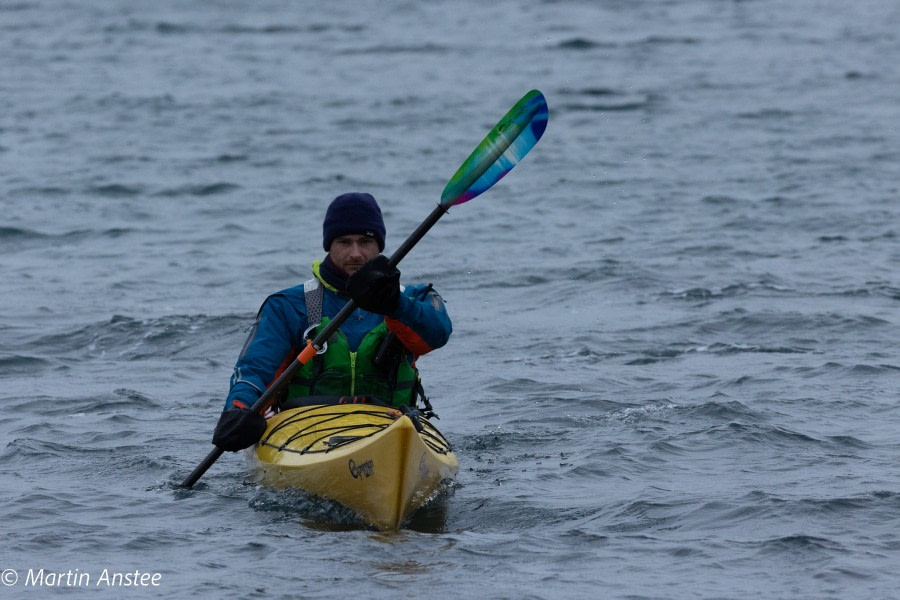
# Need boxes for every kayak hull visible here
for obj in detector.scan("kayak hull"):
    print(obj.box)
[251,404,458,530]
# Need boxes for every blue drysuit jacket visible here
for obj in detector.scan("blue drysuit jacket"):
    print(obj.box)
[224,277,452,410]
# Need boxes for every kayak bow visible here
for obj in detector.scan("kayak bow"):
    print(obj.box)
[251,404,458,530]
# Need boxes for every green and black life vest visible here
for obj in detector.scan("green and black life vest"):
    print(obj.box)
[285,280,418,408]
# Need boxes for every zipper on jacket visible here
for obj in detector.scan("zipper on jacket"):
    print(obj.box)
[349,352,357,395]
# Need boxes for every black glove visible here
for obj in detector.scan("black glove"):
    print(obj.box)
[347,254,401,315]
[212,408,267,452]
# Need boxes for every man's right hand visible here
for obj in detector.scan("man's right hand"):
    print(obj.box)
[212,406,267,452]
[347,254,401,315]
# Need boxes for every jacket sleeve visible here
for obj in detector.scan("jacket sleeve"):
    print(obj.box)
[224,293,306,411]
[384,284,452,357]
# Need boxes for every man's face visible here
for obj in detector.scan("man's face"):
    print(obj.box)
[329,234,380,275]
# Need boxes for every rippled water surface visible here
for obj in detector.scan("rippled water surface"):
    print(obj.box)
[2,1,900,598]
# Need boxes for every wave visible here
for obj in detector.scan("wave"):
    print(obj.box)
[0,2,32,11]
[102,21,365,36]
[787,361,900,380]
[664,309,887,338]
[1,437,102,463]
[0,226,159,254]
[682,399,762,422]
[41,389,161,415]
[88,183,144,197]
[556,37,613,50]
[557,99,654,113]
[339,43,450,55]
[604,499,694,534]
[556,86,657,113]
[0,354,53,376]
[18,314,252,362]
[622,341,814,365]
[830,283,900,300]
[556,35,699,51]
[679,421,872,456]
[737,108,797,121]
[661,279,793,301]
[0,226,48,244]
[153,183,240,197]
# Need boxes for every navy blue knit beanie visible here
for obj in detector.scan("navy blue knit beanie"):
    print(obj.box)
[322,192,386,252]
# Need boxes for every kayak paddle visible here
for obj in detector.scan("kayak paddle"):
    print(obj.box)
[181,89,549,488]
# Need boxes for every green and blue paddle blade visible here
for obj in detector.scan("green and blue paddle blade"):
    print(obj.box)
[440,89,549,208]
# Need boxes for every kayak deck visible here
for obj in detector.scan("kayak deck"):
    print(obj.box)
[252,404,458,530]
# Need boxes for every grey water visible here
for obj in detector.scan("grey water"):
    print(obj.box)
[2,0,900,598]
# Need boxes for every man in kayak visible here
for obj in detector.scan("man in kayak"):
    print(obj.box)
[212,192,453,452]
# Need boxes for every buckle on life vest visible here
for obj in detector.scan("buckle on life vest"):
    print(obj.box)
[303,324,328,355]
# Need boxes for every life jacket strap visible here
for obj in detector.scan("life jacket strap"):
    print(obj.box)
[304,278,324,331]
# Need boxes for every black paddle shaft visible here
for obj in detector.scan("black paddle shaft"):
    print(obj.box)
[180,203,449,488]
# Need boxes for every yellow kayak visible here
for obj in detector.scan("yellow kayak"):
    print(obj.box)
[251,403,458,530]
